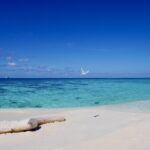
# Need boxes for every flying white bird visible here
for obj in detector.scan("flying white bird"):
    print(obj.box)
[80,67,89,75]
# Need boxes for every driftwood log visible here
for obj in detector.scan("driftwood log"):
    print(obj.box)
[0,116,66,134]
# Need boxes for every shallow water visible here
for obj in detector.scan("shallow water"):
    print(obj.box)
[0,78,150,108]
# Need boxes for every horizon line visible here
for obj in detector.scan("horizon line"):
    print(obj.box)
[0,77,150,79]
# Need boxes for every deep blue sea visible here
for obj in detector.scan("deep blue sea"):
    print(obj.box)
[0,78,150,108]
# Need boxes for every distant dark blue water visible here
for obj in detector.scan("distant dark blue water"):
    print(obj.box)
[0,78,150,108]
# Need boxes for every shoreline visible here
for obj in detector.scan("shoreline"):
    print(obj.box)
[1,99,150,111]
[0,101,150,149]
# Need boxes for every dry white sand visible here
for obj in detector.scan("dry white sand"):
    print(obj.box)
[0,103,150,150]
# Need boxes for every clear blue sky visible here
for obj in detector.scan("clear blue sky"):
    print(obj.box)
[0,0,150,78]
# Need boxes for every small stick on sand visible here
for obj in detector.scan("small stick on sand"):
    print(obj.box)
[0,116,66,134]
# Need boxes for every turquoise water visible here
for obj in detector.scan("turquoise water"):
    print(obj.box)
[0,78,150,108]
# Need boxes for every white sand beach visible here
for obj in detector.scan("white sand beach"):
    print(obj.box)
[0,103,150,150]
